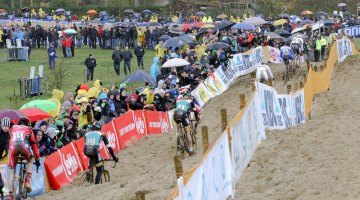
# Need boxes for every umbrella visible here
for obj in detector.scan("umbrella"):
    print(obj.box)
[162,58,190,68]
[142,9,152,14]
[265,32,283,39]
[55,8,65,13]
[217,13,228,19]
[299,19,313,26]
[20,108,51,122]
[278,14,290,19]
[0,9,7,14]
[315,11,329,19]
[311,21,324,31]
[231,23,256,30]
[87,10,97,15]
[123,70,156,86]
[162,37,192,49]
[21,7,30,13]
[20,100,57,113]
[291,27,305,34]
[338,3,347,7]
[127,22,138,28]
[149,22,162,27]
[124,9,134,14]
[194,22,205,28]
[196,11,206,16]
[301,10,313,15]
[181,24,193,32]
[205,42,229,51]
[114,22,128,27]
[0,109,27,122]
[324,19,335,25]
[243,17,267,26]
[275,29,292,37]
[201,24,215,29]
[273,19,287,26]
[159,35,172,42]
[213,20,235,31]
[64,29,77,34]
[138,22,149,26]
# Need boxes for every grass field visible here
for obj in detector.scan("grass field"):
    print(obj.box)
[0,38,359,110]
[0,47,157,109]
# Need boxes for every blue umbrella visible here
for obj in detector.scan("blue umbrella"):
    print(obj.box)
[149,22,162,27]
[123,70,155,86]
[196,11,206,16]
[162,36,193,49]
[159,35,172,42]
[231,23,256,30]
[213,20,235,31]
[142,9,152,14]
[55,8,65,13]
[138,22,149,26]
[299,19,313,26]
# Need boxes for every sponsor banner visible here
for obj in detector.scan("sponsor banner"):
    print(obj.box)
[338,25,360,37]
[217,46,265,87]
[45,143,83,190]
[113,111,147,149]
[201,133,233,199]
[257,82,305,130]
[73,138,90,170]
[230,91,265,188]
[180,165,203,200]
[145,111,171,134]
[167,110,175,129]
[267,46,283,64]
[101,121,121,154]
[190,86,205,108]
[337,37,353,63]
[204,74,222,96]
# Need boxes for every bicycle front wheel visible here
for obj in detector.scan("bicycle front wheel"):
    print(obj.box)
[102,170,110,183]
[78,171,93,186]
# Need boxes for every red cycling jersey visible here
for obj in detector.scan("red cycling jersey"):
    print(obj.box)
[8,125,40,168]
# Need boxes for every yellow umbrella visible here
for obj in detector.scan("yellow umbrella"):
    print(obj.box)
[273,19,287,26]
[201,24,214,29]
[217,13,228,19]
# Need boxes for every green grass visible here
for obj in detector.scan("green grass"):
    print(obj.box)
[355,38,360,50]
[0,47,156,110]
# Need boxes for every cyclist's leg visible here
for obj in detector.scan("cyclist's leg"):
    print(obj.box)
[23,149,33,192]
[8,149,17,198]
[94,154,103,184]
[183,118,193,151]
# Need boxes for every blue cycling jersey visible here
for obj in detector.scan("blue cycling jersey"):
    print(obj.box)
[280,46,295,61]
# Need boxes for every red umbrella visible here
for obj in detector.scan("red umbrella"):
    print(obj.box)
[194,22,205,28]
[20,108,51,122]
[181,23,193,32]
[87,10,97,15]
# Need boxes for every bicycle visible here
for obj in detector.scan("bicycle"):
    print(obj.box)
[78,158,117,186]
[13,154,38,200]
[176,112,197,157]
[283,59,294,85]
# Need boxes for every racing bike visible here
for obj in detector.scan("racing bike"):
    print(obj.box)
[13,154,38,200]
[176,112,198,157]
[78,159,117,186]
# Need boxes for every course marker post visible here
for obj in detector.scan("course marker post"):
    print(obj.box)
[202,126,209,155]
[300,81,304,88]
[294,82,299,91]
[174,156,183,179]
[221,109,227,132]
[287,85,291,94]
[240,94,246,110]
[135,191,145,200]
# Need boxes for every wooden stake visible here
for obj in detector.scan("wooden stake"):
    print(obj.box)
[135,191,145,200]
[221,109,227,132]
[308,111,312,120]
[294,83,299,91]
[240,94,246,110]
[314,65,318,72]
[268,79,273,87]
[251,80,255,91]
[202,126,209,155]
[174,156,183,179]
[250,72,256,80]
[303,74,307,84]
[287,85,291,94]
[300,81,304,88]
[320,65,324,71]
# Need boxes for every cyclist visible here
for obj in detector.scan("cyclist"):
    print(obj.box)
[290,34,304,65]
[256,61,274,83]
[84,123,119,184]
[8,118,41,200]
[173,91,199,155]
[280,42,295,67]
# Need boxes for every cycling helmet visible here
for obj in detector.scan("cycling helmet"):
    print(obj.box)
[88,123,101,131]
[183,91,191,98]
[18,118,30,126]
[1,117,11,127]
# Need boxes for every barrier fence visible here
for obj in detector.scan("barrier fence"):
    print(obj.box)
[168,36,358,200]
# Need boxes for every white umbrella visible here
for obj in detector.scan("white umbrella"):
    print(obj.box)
[243,17,267,26]
[291,27,304,34]
[311,21,324,31]
[162,58,190,68]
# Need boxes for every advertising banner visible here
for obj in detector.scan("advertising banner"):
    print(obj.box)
[145,111,171,134]
[338,25,360,37]
[337,37,353,63]
[267,46,283,64]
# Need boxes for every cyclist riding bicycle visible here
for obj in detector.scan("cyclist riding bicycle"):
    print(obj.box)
[256,61,274,83]
[8,118,40,200]
[173,91,199,155]
[290,34,304,56]
[280,42,295,64]
[84,123,119,184]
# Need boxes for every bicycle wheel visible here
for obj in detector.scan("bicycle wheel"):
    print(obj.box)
[176,125,185,156]
[284,65,288,85]
[13,175,19,200]
[190,128,197,153]
[78,171,92,186]
[102,170,110,183]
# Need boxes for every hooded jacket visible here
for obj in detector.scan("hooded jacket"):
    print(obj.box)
[150,57,160,82]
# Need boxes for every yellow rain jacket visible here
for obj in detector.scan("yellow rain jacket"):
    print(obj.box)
[48,89,64,118]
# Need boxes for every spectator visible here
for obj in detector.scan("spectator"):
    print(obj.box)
[145,27,151,49]
[0,117,11,160]
[112,46,123,76]
[97,26,103,48]
[150,57,160,82]
[151,27,159,49]
[123,46,133,76]
[114,88,128,116]
[85,54,97,81]
[48,43,57,69]
[134,42,145,69]
[128,93,145,110]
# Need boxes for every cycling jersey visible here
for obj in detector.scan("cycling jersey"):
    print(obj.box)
[8,125,39,168]
[280,46,295,61]
[291,36,304,52]
[256,65,274,82]
[175,99,192,112]
[84,131,110,157]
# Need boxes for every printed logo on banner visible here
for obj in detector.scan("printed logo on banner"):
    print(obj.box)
[105,131,116,149]
[134,115,146,135]
[278,97,291,128]
[62,153,79,176]
[160,114,170,133]
[294,93,305,124]
[201,173,208,200]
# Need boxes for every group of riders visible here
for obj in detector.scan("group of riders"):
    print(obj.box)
[0,117,118,200]
[256,34,305,83]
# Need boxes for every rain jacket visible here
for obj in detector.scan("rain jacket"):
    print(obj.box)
[150,57,160,82]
